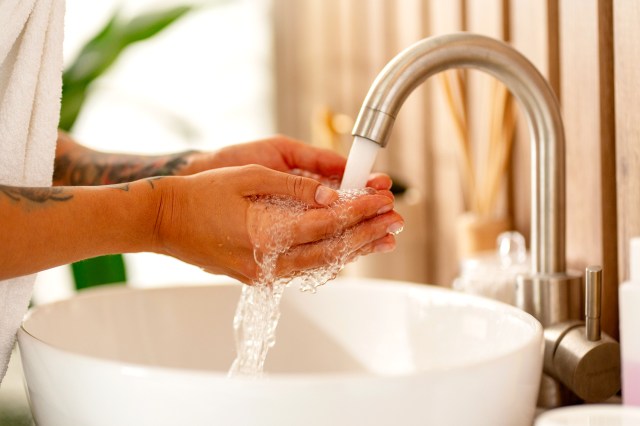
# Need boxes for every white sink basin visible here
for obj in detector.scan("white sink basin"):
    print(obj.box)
[18,278,543,426]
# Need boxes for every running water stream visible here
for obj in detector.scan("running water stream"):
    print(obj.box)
[340,136,381,190]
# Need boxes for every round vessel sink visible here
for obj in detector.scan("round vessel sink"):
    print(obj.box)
[18,277,543,426]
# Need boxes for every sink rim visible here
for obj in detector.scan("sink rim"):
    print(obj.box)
[19,277,543,383]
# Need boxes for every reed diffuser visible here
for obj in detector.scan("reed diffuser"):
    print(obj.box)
[439,69,517,259]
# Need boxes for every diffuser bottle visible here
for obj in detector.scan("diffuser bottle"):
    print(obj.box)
[620,237,640,406]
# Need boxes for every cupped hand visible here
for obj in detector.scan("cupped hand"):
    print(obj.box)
[151,164,402,284]
[180,135,393,192]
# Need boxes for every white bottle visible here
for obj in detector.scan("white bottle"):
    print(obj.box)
[620,237,640,406]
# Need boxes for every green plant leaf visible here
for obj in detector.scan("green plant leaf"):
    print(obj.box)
[123,6,192,45]
[60,5,195,131]
[62,14,121,87]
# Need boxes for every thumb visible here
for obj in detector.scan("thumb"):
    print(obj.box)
[246,168,338,207]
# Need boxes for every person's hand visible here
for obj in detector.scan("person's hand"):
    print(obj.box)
[150,165,403,284]
[180,135,393,191]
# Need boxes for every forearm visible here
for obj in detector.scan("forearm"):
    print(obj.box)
[0,179,159,280]
[53,130,199,186]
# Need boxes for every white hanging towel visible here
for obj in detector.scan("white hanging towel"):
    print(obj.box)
[0,0,65,382]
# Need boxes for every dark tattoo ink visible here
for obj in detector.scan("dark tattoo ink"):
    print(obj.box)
[109,183,130,192]
[145,176,164,189]
[54,150,197,186]
[52,154,71,183]
[0,185,73,203]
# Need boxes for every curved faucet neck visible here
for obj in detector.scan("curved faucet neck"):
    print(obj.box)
[353,33,565,275]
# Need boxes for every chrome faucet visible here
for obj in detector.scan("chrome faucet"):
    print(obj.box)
[353,33,620,406]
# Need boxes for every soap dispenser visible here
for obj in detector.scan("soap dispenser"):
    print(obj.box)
[620,237,640,406]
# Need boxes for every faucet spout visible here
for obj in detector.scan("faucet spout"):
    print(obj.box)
[353,32,565,276]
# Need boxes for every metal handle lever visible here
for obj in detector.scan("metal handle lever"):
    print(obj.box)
[585,266,602,341]
[543,265,620,402]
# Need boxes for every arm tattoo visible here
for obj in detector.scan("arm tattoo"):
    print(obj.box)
[145,176,164,189]
[54,150,197,186]
[108,183,130,192]
[103,177,164,192]
[0,185,73,203]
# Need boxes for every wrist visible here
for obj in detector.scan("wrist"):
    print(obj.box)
[177,150,219,175]
[137,176,181,255]
[107,177,175,255]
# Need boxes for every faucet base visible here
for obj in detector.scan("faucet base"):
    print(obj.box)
[538,374,581,408]
[515,272,583,326]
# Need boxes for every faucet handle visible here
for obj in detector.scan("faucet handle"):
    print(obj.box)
[543,265,621,402]
[585,265,602,341]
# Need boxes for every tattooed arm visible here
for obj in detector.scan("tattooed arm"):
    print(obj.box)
[53,130,199,186]
[53,130,395,190]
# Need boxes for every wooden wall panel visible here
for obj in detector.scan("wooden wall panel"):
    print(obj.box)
[389,0,430,189]
[560,0,617,336]
[508,0,559,246]
[465,0,510,231]
[615,0,640,282]
[274,0,354,144]
[560,0,602,268]
[427,0,466,285]
[273,0,298,137]
[598,0,618,337]
[466,0,506,203]
[509,0,559,93]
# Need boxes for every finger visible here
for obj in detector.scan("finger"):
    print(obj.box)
[367,173,393,191]
[297,213,399,262]
[339,234,397,266]
[276,213,403,275]
[373,189,395,201]
[274,137,347,178]
[353,234,397,258]
[288,196,398,245]
[242,165,339,206]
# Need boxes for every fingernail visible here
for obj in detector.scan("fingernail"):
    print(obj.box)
[377,203,394,215]
[387,222,404,235]
[375,242,395,253]
[315,185,337,205]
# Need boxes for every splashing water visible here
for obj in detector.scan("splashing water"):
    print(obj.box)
[340,136,381,190]
[228,188,375,377]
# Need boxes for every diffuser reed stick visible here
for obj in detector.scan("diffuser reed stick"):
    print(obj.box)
[439,70,478,213]
[481,80,516,215]
[439,70,516,218]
